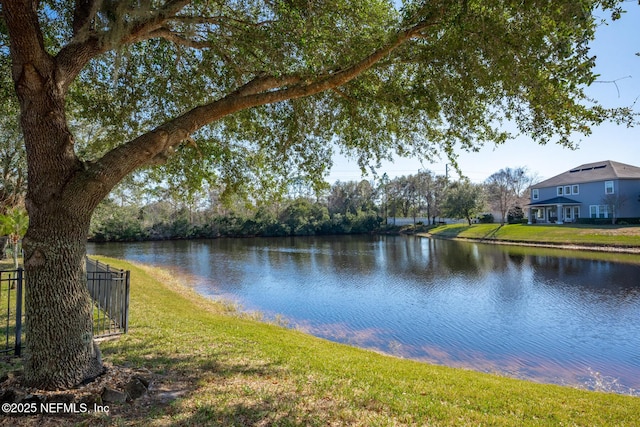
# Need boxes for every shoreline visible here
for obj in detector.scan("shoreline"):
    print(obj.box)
[417,232,640,254]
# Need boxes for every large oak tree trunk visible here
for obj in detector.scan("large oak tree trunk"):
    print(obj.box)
[19,98,105,388]
[22,206,103,389]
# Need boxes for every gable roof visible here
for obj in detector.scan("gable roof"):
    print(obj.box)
[532,160,640,188]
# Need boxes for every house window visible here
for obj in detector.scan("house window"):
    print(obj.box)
[572,185,579,195]
[532,189,539,200]
[565,207,580,221]
[564,186,571,195]
[557,186,563,196]
[605,181,614,194]
[590,205,611,219]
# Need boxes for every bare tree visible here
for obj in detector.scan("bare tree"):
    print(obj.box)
[485,167,536,224]
[602,193,629,225]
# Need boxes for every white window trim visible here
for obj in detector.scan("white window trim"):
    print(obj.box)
[564,185,571,195]
[557,186,563,196]
[590,205,611,219]
[532,189,539,200]
[572,184,579,195]
[565,207,580,221]
[605,180,614,195]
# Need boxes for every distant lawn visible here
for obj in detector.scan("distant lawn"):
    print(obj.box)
[4,256,634,425]
[0,258,17,271]
[426,223,640,247]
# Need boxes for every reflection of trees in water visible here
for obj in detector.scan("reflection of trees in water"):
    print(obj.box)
[381,238,513,279]
[89,235,640,303]
[525,253,638,291]
[211,236,640,296]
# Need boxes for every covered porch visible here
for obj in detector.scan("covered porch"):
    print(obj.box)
[528,197,581,224]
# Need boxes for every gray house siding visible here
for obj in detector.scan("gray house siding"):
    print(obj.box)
[617,180,640,217]
[528,161,640,224]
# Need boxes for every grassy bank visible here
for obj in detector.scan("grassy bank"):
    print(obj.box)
[424,223,640,248]
[5,257,636,425]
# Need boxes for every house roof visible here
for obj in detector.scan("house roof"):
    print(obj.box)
[531,160,640,188]
[527,196,581,207]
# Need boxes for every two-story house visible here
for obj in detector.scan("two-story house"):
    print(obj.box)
[527,160,640,224]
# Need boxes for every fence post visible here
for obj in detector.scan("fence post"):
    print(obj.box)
[14,268,23,357]
[124,270,130,333]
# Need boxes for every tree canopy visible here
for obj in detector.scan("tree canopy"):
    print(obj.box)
[443,179,485,225]
[1,0,633,199]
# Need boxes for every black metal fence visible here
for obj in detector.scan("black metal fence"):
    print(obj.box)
[0,268,23,357]
[1,258,129,357]
[86,258,130,337]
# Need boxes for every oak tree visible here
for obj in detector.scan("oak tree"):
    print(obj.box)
[443,179,485,225]
[0,0,632,389]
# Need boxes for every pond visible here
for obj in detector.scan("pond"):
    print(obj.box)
[88,235,640,395]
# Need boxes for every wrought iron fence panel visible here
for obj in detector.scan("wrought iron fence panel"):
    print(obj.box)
[1,259,129,357]
[86,258,130,336]
[0,268,23,356]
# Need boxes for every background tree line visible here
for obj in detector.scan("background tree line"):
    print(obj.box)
[87,166,537,241]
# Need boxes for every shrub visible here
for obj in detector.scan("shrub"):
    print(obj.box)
[508,206,525,224]
[478,213,494,223]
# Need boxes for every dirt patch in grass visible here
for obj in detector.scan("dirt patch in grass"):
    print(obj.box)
[586,227,640,236]
[0,363,161,426]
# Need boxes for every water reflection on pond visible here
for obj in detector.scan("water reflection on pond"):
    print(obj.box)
[88,235,640,395]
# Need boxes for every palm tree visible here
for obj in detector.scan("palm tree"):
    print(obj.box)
[0,208,29,269]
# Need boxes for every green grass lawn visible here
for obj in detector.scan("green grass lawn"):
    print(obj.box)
[425,223,640,247]
[12,256,629,426]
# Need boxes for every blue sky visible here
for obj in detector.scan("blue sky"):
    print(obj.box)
[327,5,640,184]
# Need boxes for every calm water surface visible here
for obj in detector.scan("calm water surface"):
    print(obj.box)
[88,235,640,394]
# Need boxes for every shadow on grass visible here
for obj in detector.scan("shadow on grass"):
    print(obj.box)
[431,225,474,237]
[481,224,503,240]
[431,224,505,240]
[94,335,319,426]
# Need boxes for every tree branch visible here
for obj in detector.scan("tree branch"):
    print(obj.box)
[1,0,53,81]
[233,74,302,97]
[57,0,194,92]
[161,0,193,17]
[147,28,212,49]
[233,18,440,104]
[76,15,441,202]
[169,14,275,28]
[72,0,100,36]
